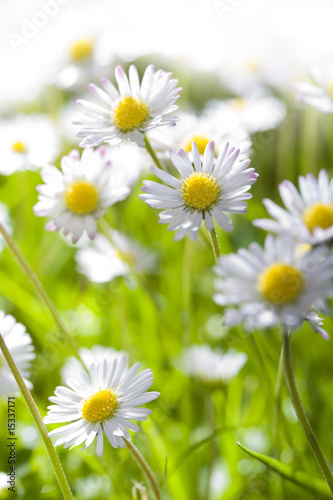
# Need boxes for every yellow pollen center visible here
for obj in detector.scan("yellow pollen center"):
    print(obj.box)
[12,141,27,154]
[230,98,246,112]
[182,134,216,156]
[257,263,304,305]
[64,181,98,215]
[181,171,220,211]
[115,250,135,265]
[302,202,333,233]
[69,38,94,61]
[113,96,149,131]
[81,388,117,422]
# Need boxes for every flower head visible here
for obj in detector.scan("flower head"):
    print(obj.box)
[294,54,333,113]
[140,140,257,241]
[45,358,160,456]
[213,233,333,338]
[254,170,333,245]
[75,64,181,148]
[0,115,61,175]
[182,345,247,388]
[0,312,35,396]
[33,147,130,243]
[76,230,158,283]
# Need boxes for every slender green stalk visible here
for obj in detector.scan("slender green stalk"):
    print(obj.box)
[0,335,74,500]
[143,135,168,172]
[283,328,333,496]
[0,222,82,363]
[209,227,221,263]
[125,439,161,500]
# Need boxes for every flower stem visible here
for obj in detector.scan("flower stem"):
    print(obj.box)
[0,222,82,364]
[283,328,333,495]
[209,227,221,263]
[143,135,168,172]
[125,439,161,500]
[0,334,74,500]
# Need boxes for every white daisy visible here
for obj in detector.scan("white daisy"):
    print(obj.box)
[254,170,333,245]
[213,233,333,338]
[140,140,257,241]
[76,230,158,283]
[0,311,35,397]
[182,345,247,387]
[294,54,333,113]
[148,110,251,160]
[208,95,286,134]
[0,115,61,175]
[44,357,160,456]
[0,202,13,254]
[75,64,181,148]
[62,345,127,383]
[33,147,131,244]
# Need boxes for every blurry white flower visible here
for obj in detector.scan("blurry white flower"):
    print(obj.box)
[62,345,127,382]
[75,64,181,148]
[45,357,160,456]
[0,311,35,396]
[209,96,286,134]
[148,111,251,159]
[182,345,246,387]
[0,115,61,175]
[294,54,333,113]
[213,233,333,338]
[140,141,257,241]
[34,147,130,244]
[76,230,158,283]
[254,170,333,245]
[0,202,13,254]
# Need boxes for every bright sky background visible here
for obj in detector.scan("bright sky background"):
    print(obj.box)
[1,0,333,108]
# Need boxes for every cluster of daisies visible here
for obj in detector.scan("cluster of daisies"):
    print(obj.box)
[1,51,333,461]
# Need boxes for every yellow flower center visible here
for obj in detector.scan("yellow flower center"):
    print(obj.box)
[64,181,98,215]
[69,38,94,61]
[257,263,304,305]
[302,202,333,233]
[181,171,220,211]
[113,96,149,131]
[81,388,117,422]
[12,141,27,154]
[115,250,135,266]
[229,98,246,113]
[182,134,216,156]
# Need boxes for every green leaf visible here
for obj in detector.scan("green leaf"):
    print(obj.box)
[237,442,331,498]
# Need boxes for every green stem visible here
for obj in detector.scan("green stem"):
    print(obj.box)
[143,136,168,172]
[0,335,74,500]
[125,439,161,500]
[0,222,82,365]
[283,328,333,496]
[209,227,221,263]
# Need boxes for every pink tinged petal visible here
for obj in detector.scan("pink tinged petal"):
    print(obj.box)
[202,141,215,174]
[100,77,120,100]
[169,149,192,178]
[129,65,140,95]
[89,83,113,107]
[96,428,104,456]
[76,99,110,117]
[115,65,131,95]
[211,210,233,232]
[192,142,202,172]
[150,166,182,189]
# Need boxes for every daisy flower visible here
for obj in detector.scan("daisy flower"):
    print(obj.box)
[62,345,127,383]
[209,95,286,134]
[0,311,35,397]
[140,140,257,241]
[294,54,333,113]
[254,170,333,245]
[44,357,160,456]
[182,345,247,388]
[0,115,61,175]
[33,147,130,243]
[76,230,158,283]
[75,64,181,148]
[148,110,251,160]
[213,233,333,338]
